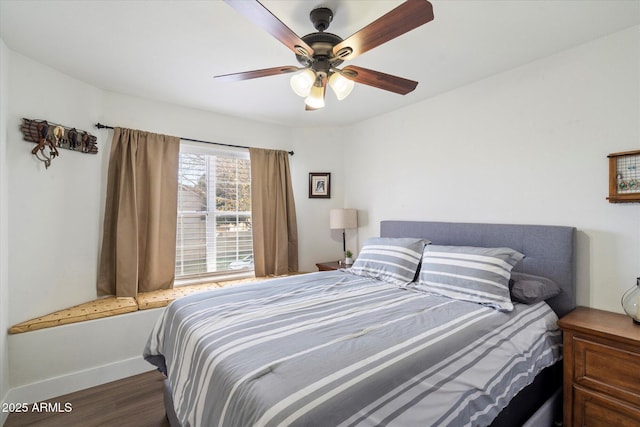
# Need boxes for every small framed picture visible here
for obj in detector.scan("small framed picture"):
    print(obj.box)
[309,172,331,198]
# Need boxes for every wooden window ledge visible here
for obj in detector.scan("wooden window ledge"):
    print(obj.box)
[8,276,273,335]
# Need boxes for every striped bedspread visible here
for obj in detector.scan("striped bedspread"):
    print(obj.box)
[144,271,562,427]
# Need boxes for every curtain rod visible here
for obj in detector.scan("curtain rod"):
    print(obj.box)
[94,123,294,155]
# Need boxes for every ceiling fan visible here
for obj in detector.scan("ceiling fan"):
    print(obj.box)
[215,0,434,110]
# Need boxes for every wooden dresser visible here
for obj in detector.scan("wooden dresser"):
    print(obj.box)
[558,307,640,426]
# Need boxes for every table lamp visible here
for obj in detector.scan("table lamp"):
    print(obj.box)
[330,209,358,256]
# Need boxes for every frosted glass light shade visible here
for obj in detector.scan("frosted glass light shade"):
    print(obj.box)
[290,69,315,97]
[329,72,355,100]
[305,83,325,109]
[330,209,358,229]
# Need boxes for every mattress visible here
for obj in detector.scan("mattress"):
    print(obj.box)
[144,270,562,427]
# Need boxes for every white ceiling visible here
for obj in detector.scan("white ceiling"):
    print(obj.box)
[1,0,639,128]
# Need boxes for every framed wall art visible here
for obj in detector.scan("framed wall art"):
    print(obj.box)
[309,172,331,199]
[607,150,640,203]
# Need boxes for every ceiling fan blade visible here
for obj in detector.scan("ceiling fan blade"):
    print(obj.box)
[215,66,299,82]
[341,66,418,95]
[333,0,434,61]
[224,0,314,58]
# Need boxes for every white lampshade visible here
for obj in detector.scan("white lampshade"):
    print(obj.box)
[290,69,315,97]
[305,83,326,109]
[330,209,358,230]
[329,72,355,100]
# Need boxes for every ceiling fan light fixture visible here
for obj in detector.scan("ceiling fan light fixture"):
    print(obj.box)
[305,82,325,109]
[219,1,433,110]
[328,72,355,101]
[290,69,316,97]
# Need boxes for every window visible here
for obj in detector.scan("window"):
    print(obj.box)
[175,144,252,281]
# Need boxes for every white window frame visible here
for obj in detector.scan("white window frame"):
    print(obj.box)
[174,141,253,286]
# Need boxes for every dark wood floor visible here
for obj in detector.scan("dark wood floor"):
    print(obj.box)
[5,370,169,427]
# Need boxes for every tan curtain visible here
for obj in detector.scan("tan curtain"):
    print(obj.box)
[97,128,180,297]
[249,148,298,276]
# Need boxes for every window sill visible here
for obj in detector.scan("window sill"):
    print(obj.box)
[8,276,271,335]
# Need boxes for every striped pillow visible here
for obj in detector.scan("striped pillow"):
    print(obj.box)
[417,245,524,311]
[350,238,426,286]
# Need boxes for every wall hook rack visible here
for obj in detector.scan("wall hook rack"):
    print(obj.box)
[21,118,98,169]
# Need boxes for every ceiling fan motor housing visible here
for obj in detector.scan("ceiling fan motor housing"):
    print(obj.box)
[292,6,347,78]
[296,32,344,74]
[310,7,333,32]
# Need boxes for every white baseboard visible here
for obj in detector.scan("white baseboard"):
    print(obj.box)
[3,356,155,412]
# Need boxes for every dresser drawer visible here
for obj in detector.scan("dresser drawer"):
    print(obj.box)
[574,386,640,427]
[573,336,640,406]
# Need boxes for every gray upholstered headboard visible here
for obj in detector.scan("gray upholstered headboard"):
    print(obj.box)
[380,221,576,318]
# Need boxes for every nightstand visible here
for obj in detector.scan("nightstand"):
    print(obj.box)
[558,306,640,427]
[316,261,345,271]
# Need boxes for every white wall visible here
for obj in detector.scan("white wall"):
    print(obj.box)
[8,309,161,403]
[5,53,301,328]
[102,91,294,152]
[4,51,319,404]
[345,26,640,314]
[290,126,352,271]
[1,38,11,426]
[6,53,106,327]
[3,51,147,404]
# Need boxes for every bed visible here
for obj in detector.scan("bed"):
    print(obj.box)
[144,220,576,427]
